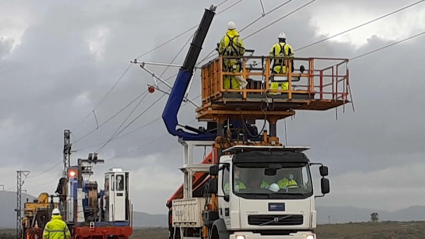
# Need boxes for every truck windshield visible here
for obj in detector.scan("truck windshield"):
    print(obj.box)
[232,163,313,199]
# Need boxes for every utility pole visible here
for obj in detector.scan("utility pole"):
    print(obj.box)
[60,129,72,220]
[16,170,30,239]
[328,215,331,224]
[63,129,71,176]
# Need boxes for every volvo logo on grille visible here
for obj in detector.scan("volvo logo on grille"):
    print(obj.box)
[274,217,279,223]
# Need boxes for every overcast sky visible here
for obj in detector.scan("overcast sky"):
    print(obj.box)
[1,0,425,215]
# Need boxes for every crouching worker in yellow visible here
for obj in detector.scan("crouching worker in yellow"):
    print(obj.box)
[43,208,71,239]
[218,21,247,90]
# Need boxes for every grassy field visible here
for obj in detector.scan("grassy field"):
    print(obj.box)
[3,221,425,238]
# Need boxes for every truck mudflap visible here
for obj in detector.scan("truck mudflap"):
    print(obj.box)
[229,232,316,239]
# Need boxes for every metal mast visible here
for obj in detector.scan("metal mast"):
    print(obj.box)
[63,129,71,177]
[16,170,29,239]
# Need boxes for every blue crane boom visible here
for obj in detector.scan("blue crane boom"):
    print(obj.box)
[162,6,217,141]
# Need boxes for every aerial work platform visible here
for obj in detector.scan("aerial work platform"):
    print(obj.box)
[197,56,351,121]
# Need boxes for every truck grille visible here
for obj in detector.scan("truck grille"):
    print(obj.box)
[248,215,303,226]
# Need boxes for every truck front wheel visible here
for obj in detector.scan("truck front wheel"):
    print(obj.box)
[210,227,219,239]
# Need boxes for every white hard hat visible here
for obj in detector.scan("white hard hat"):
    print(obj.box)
[278,32,286,39]
[268,183,280,192]
[52,208,61,215]
[228,21,236,30]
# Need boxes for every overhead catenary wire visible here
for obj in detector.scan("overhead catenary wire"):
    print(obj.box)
[159,35,194,78]
[95,31,190,153]
[96,35,196,152]
[5,185,17,191]
[73,91,148,144]
[30,178,59,189]
[102,0,292,148]
[72,63,133,132]
[296,0,425,51]
[73,94,201,152]
[93,90,194,152]
[107,134,169,160]
[26,161,62,179]
[195,0,307,66]
[73,0,239,142]
[95,91,149,153]
[80,1,425,161]
[75,1,313,154]
[239,0,292,32]
[195,0,292,66]
[107,119,197,160]
[134,0,244,60]
[102,94,168,143]
[350,30,425,61]
[243,0,316,40]
[74,1,244,146]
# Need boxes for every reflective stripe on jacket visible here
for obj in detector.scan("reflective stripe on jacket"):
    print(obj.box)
[43,215,71,239]
[224,180,246,193]
[277,178,298,189]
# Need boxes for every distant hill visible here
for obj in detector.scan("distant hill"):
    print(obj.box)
[317,205,425,224]
[132,211,167,228]
[0,191,36,229]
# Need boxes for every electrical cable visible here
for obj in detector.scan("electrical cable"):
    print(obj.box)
[72,63,133,131]
[103,94,167,143]
[75,1,313,152]
[73,0,238,142]
[72,91,147,144]
[134,0,244,60]
[296,0,425,51]
[239,0,292,32]
[73,94,201,152]
[350,30,425,61]
[26,161,62,179]
[30,178,58,189]
[76,33,192,147]
[95,91,149,153]
[5,185,16,191]
[107,119,197,160]
[195,0,301,66]
[107,134,169,160]
[155,34,194,90]
[243,0,316,40]
[159,35,194,78]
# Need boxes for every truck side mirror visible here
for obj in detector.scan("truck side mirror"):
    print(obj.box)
[300,65,305,74]
[321,178,330,195]
[209,165,219,176]
[224,195,229,202]
[208,178,218,194]
[319,166,329,177]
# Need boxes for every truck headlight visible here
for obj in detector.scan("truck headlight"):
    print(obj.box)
[306,235,314,239]
[236,236,246,239]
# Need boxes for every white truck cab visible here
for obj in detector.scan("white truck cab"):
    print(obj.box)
[205,146,330,239]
